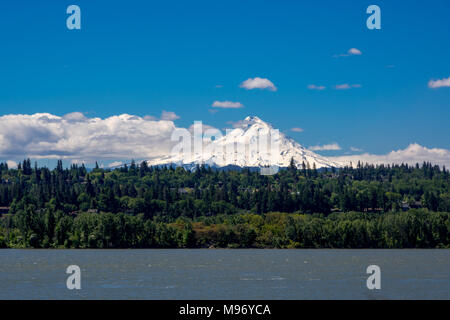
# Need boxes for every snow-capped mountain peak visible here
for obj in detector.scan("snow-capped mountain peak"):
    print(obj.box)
[148,116,341,169]
[244,115,264,123]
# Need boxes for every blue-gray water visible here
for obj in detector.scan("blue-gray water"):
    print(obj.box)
[0,249,449,299]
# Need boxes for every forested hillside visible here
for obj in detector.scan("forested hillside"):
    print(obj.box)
[0,159,448,248]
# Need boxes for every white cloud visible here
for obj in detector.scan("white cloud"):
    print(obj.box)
[291,127,304,133]
[6,160,18,169]
[333,48,362,58]
[335,84,350,90]
[71,159,88,165]
[143,112,179,121]
[108,161,124,168]
[240,77,277,91]
[188,123,217,134]
[330,143,450,168]
[144,115,157,121]
[350,147,363,152]
[212,101,244,109]
[226,120,247,128]
[63,112,88,122]
[335,84,361,90]
[428,77,450,89]
[160,110,180,121]
[307,84,326,90]
[0,113,178,162]
[348,48,362,55]
[309,143,342,151]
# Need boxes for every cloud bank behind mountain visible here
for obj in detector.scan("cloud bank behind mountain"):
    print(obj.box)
[329,144,450,168]
[0,113,449,168]
[0,113,177,163]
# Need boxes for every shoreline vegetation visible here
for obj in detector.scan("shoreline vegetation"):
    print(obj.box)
[0,159,449,249]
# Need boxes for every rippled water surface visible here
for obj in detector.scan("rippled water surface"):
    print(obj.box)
[0,249,449,299]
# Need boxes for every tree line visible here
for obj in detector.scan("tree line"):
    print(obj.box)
[0,159,448,248]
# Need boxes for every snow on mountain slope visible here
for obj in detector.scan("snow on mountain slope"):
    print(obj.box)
[148,116,341,169]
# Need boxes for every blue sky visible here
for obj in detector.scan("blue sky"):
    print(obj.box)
[0,0,449,165]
